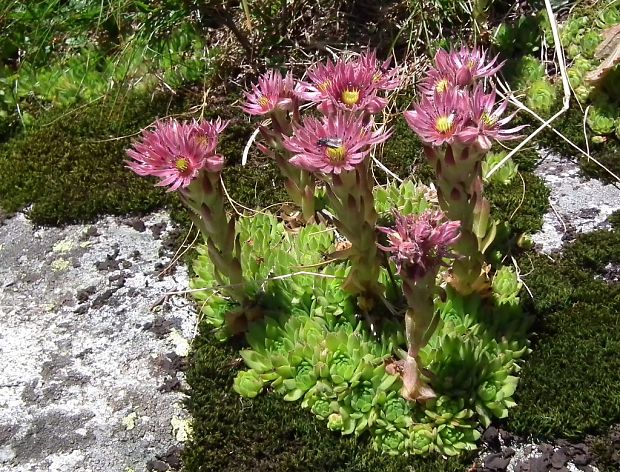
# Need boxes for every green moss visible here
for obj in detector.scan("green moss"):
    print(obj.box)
[183,327,473,472]
[213,107,290,209]
[379,116,433,183]
[508,223,620,438]
[565,228,620,274]
[608,210,620,230]
[510,146,540,173]
[223,163,288,210]
[0,88,300,225]
[0,90,188,224]
[486,172,549,236]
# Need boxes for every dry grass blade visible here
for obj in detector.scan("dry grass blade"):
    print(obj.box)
[486,0,571,181]
[165,270,343,297]
[242,127,261,166]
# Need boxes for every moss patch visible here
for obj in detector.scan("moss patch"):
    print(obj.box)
[223,163,288,210]
[486,171,550,237]
[0,91,293,225]
[508,217,620,438]
[183,327,474,472]
[379,116,433,183]
[0,91,185,225]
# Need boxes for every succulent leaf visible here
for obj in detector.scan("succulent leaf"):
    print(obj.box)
[587,101,617,135]
[526,79,558,115]
[233,370,265,398]
[482,151,519,185]
[512,55,545,89]
[492,265,522,306]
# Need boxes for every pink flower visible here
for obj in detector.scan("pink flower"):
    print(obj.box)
[418,67,455,97]
[191,117,230,172]
[458,86,526,151]
[435,47,504,87]
[295,59,337,103]
[358,50,400,91]
[282,111,391,174]
[404,88,468,146]
[378,210,461,282]
[243,69,295,116]
[321,59,387,114]
[297,52,392,114]
[126,118,228,191]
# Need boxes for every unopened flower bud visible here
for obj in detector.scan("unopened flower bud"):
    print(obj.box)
[456,66,473,86]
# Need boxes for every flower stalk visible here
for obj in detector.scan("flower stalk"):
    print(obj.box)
[404,47,524,295]
[328,165,382,309]
[243,69,316,221]
[277,51,398,309]
[378,210,461,402]
[283,110,392,309]
[126,118,248,305]
[180,172,245,304]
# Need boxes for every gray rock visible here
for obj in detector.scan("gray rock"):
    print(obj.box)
[485,452,511,470]
[532,150,620,253]
[0,211,195,472]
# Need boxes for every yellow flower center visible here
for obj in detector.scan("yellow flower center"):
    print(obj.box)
[373,72,382,82]
[318,80,331,92]
[326,145,347,163]
[435,115,455,134]
[258,95,270,109]
[467,59,476,69]
[435,79,449,93]
[175,157,189,172]
[342,88,360,106]
[195,135,209,148]
[481,112,496,127]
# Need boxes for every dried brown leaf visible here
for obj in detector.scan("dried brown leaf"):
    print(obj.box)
[585,24,620,84]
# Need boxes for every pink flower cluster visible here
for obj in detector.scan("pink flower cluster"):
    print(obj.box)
[282,112,391,174]
[378,210,461,282]
[242,50,398,175]
[126,118,229,192]
[243,70,296,116]
[296,50,399,116]
[405,46,524,152]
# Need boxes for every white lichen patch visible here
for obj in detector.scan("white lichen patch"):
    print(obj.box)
[0,211,196,472]
[169,329,191,357]
[50,257,71,272]
[171,416,192,442]
[52,238,75,254]
[533,149,620,253]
